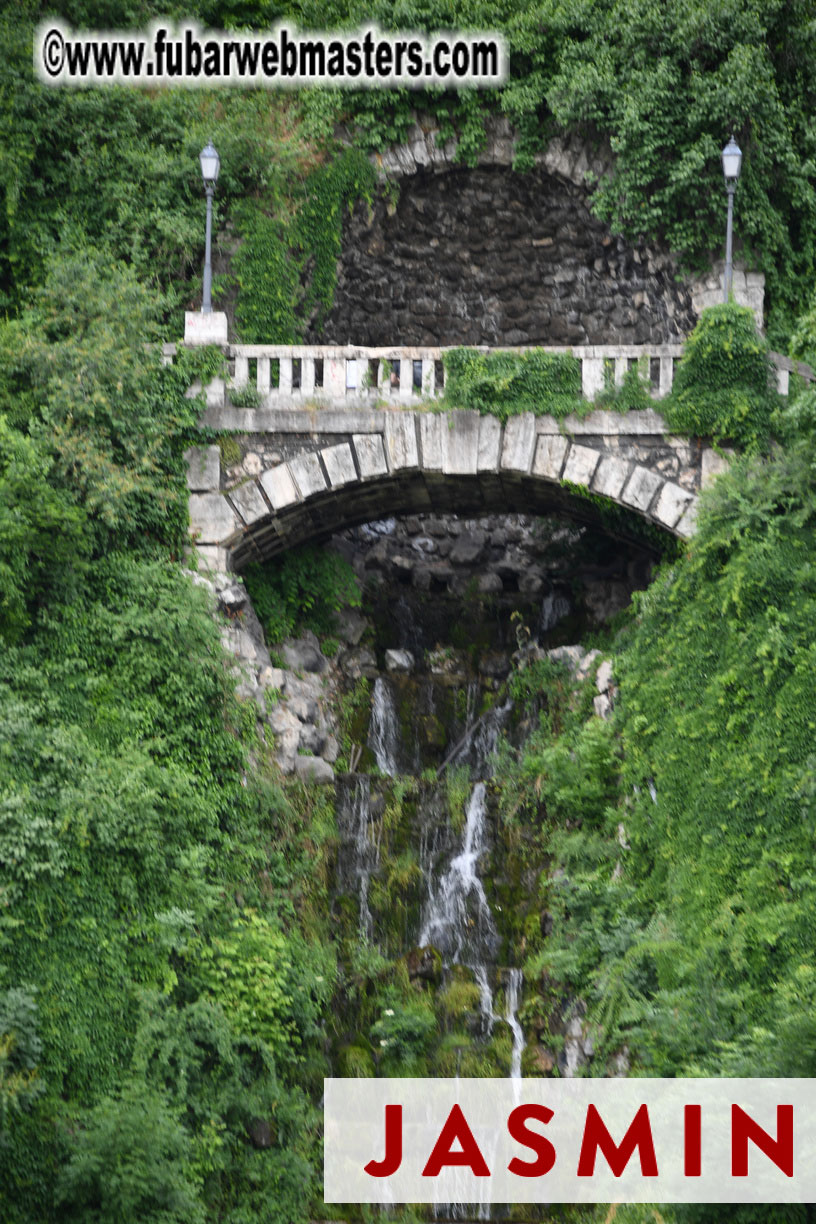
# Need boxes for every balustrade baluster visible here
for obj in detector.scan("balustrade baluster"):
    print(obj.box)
[233,353,249,389]
[257,357,271,397]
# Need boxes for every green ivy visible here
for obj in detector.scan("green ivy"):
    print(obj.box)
[243,544,361,643]
[664,303,779,450]
[233,147,376,342]
[442,347,583,421]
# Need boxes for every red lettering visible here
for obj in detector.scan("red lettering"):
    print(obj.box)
[685,1105,701,1177]
[422,1104,490,1177]
[577,1104,658,1177]
[732,1104,793,1178]
[365,1104,402,1177]
[507,1104,556,1177]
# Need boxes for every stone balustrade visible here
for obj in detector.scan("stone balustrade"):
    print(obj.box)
[227,342,685,405]
[220,341,805,408]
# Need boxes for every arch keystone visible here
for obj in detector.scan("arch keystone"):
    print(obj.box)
[353,433,388,479]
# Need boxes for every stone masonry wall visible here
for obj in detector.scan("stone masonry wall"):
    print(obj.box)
[310,166,697,348]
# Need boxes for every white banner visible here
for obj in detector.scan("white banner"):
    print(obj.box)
[324,1078,815,1204]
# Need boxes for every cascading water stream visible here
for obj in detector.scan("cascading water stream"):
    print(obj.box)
[346,776,380,942]
[505,968,524,1081]
[368,676,400,776]
[420,782,500,1035]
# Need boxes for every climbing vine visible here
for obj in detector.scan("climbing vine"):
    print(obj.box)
[663,302,779,450]
[442,348,583,421]
[233,148,376,342]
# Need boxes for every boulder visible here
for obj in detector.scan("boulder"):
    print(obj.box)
[449,529,486,565]
[406,946,443,984]
[333,608,369,647]
[293,755,335,784]
[281,635,327,674]
[321,735,340,764]
[218,583,247,614]
[385,648,415,673]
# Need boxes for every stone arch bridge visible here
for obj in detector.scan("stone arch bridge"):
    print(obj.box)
[182,338,803,573]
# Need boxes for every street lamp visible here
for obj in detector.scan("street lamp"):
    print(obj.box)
[199,141,220,314]
[721,135,742,303]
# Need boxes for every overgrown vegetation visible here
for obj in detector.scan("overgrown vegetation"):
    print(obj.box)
[442,348,583,421]
[4,1,816,1221]
[0,251,334,1223]
[501,389,816,1087]
[243,545,360,642]
[663,302,779,449]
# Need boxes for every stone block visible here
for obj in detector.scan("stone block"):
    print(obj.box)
[500,414,536,473]
[260,464,299,510]
[596,659,614,694]
[353,433,388,479]
[675,499,699,538]
[701,446,733,488]
[442,412,480,476]
[192,544,229,571]
[533,434,568,479]
[188,493,240,544]
[419,415,444,471]
[477,415,502,471]
[321,443,357,488]
[591,455,629,499]
[562,444,600,487]
[384,413,419,471]
[653,481,692,529]
[184,310,228,346]
[185,444,220,492]
[228,480,268,526]
[289,452,326,499]
[621,466,663,512]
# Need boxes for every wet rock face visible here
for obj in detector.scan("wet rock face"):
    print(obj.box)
[332,511,654,635]
[310,166,696,347]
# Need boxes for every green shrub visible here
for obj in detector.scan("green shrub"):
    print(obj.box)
[663,304,778,449]
[442,348,583,422]
[243,546,360,644]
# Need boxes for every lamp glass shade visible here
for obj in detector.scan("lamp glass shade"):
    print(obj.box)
[199,142,220,184]
[722,136,742,182]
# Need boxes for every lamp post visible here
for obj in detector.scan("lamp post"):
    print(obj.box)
[199,141,220,314]
[721,135,742,303]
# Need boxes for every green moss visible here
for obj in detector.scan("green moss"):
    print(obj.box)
[218,434,242,467]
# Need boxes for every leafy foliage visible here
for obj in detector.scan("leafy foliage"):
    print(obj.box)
[664,303,779,449]
[243,545,360,642]
[443,347,583,421]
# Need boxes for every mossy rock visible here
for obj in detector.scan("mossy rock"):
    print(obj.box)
[438,977,482,1022]
[338,1043,375,1078]
[405,945,443,985]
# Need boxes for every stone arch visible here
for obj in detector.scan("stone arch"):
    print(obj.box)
[187,409,701,572]
[309,119,697,349]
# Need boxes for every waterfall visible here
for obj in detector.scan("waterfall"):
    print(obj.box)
[443,697,512,779]
[368,677,400,776]
[505,968,524,1080]
[419,782,500,1036]
[346,776,379,942]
